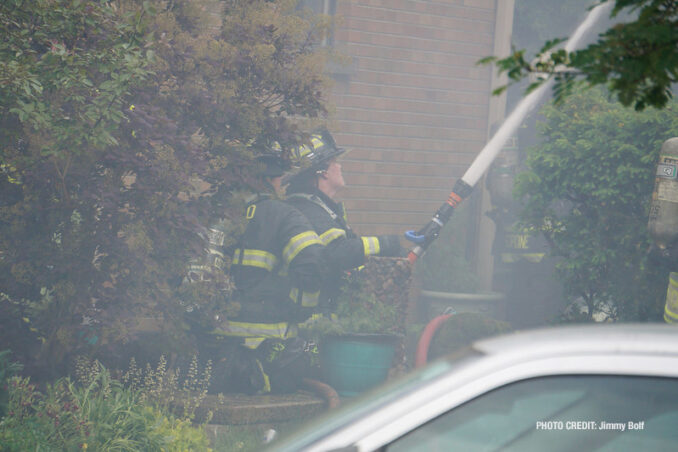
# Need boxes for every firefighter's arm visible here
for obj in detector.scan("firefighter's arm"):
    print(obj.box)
[278,207,325,292]
[321,231,406,270]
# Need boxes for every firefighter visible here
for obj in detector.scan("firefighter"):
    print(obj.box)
[207,143,326,394]
[285,129,404,314]
[647,138,678,324]
[664,271,678,324]
[649,245,678,324]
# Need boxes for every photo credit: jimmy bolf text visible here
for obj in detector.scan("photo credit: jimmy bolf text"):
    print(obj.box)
[535,421,645,431]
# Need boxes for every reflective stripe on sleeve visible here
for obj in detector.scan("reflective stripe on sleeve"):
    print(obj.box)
[319,228,346,245]
[361,236,381,256]
[283,231,322,264]
[232,248,277,271]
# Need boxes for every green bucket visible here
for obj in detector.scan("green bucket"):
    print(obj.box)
[320,333,399,397]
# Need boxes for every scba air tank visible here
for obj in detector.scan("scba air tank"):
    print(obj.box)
[648,137,678,248]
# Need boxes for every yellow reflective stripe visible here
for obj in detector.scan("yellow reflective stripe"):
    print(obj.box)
[298,312,338,329]
[501,253,545,263]
[283,231,322,264]
[665,272,678,324]
[244,337,266,349]
[362,236,380,256]
[256,359,271,393]
[301,313,325,325]
[240,325,299,349]
[212,320,294,339]
[310,136,323,149]
[289,288,320,307]
[232,248,277,271]
[295,144,313,159]
[319,228,346,245]
[339,201,349,224]
[670,272,678,288]
[524,253,545,263]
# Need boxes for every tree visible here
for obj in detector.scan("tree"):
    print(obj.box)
[0,0,156,376]
[514,86,678,321]
[0,0,332,377]
[484,0,678,111]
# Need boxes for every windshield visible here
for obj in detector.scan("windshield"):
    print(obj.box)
[386,375,678,452]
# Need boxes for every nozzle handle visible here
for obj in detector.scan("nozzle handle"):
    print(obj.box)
[404,230,426,244]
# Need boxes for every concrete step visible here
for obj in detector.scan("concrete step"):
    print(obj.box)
[174,391,327,425]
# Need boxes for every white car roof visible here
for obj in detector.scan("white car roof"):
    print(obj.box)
[268,323,678,452]
[473,323,678,358]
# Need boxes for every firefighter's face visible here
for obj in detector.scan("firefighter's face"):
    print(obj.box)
[324,158,345,191]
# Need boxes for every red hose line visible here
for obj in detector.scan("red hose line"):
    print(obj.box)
[415,313,453,368]
[302,378,341,409]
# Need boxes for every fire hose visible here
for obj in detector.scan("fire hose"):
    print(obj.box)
[414,311,454,368]
[404,1,614,262]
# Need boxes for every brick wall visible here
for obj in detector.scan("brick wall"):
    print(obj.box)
[328,0,504,241]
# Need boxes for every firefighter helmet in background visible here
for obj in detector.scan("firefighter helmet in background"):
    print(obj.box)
[285,129,346,183]
[256,141,291,178]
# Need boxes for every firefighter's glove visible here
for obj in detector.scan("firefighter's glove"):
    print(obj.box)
[378,235,406,257]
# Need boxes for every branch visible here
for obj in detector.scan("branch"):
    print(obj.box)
[51,153,73,202]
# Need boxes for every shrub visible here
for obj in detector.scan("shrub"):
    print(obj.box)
[515,86,678,321]
[0,350,23,418]
[0,0,333,380]
[0,362,210,451]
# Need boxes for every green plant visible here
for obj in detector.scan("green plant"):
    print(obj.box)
[0,362,210,451]
[483,0,678,111]
[515,85,678,321]
[300,277,401,341]
[0,350,23,419]
[81,354,212,422]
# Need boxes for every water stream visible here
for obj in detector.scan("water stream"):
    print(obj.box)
[461,0,615,188]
